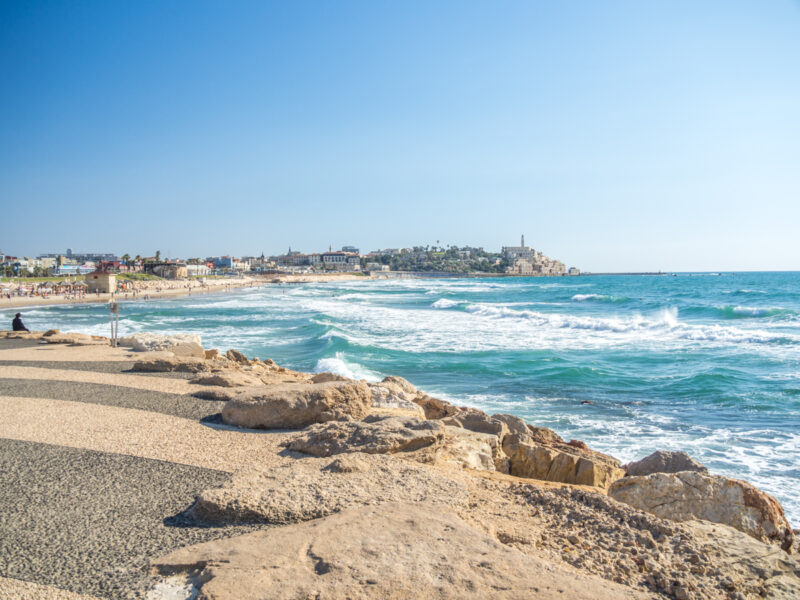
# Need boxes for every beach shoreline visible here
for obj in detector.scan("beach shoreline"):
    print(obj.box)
[0,272,372,310]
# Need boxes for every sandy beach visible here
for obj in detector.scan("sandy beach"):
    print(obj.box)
[0,272,373,310]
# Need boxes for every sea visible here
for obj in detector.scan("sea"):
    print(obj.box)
[7,272,800,525]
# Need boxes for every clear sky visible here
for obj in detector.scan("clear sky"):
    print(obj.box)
[1,1,799,271]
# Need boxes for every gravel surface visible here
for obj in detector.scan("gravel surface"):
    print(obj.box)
[0,396,289,471]
[0,378,223,420]
[0,365,194,394]
[0,360,193,378]
[0,439,267,600]
[0,339,40,351]
[0,576,102,599]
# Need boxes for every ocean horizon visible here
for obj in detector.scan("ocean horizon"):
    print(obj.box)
[6,271,799,525]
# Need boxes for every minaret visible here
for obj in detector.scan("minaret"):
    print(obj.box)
[521,234,525,248]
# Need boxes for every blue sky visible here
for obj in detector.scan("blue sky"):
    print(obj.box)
[1,1,798,271]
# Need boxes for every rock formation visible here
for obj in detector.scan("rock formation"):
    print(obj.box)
[221,381,372,429]
[625,450,709,477]
[151,503,646,600]
[609,471,794,551]
[286,416,446,456]
[188,453,468,524]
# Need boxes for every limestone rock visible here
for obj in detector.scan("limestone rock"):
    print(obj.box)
[503,433,625,489]
[204,349,220,360]
[286,416,446,457]
[225,349,250,364]
[413,394,460,419]
[624,450,709,477]
[150,503,644,600]
[42,332,107,345]
[118,333,204,357]
[189,453,468,524]
[442,408,508,438]
[42,329,60,337]
[379,375,417,395]
[527,425,564,444]
[682,520,800,599]
[2,330,45,340]
[190,372,263,388]
[132,356,210,373]
[439,426,501,472]
[492,413,530,437]
[311,372,352,383]
[369,384,419,410]
[609,471,794,551]
[221,381,371,429]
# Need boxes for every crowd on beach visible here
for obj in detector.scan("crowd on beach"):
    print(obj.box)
[0,276,261,308]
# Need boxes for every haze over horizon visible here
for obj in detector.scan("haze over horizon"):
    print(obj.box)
[2,1,799,272]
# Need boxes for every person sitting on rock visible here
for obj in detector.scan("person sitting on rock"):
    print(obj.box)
[12,312,29,332]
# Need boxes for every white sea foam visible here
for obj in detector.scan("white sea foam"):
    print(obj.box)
[432,298,460,309]
[314,353,381,382]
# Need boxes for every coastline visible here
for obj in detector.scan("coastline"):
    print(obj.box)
[0,273,374,310]
[0,331,797,599]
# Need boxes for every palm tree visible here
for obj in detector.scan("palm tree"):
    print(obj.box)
[121,253,130,264]
[155,250,161,261]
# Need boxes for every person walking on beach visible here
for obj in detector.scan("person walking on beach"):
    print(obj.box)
[12,312,29,332]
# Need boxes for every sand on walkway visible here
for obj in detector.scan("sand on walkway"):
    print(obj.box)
[0,395,289,472]
[0,576,103,600]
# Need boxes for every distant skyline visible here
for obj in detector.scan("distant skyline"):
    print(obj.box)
[2,1,799,272]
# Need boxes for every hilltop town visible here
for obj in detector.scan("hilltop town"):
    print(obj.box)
[1,237,579,280]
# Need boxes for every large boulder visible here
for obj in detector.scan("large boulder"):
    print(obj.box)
[413,394,461,419]
[368,383,424,415]
[502,433,625,489]
[222,381,371,429]
[150,503,643,600]
[492,413,530,437]
[624,450,708,477]
[311,372,352,384]
[609,471,794,551]
[439,426,503,472]
[118,332,204,357]
[189,453,468,524]
[379,375,417,395]
[285,416,446,457]
[442,408,508,438]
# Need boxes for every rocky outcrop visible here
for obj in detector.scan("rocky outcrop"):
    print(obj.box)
[413,394,461,419]
[224,349,250,364]
[118,333,204,357]
[624,450,708,477]
[150,503,644,600]
[42,332,108,345]
[369,383,422,410]
[189,453,468,524]
[221,381,371,429]
[502,433,625,489]
[682,520,800,599]
[311,372,352,384]
[286,416,446,457]
[132,356,211,373]
[439,426,502,472]
[609,471,795,551]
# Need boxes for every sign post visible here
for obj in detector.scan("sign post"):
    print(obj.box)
[109,302,120,347]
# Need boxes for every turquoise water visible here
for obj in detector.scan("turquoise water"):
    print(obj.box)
[6,272,800,524]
